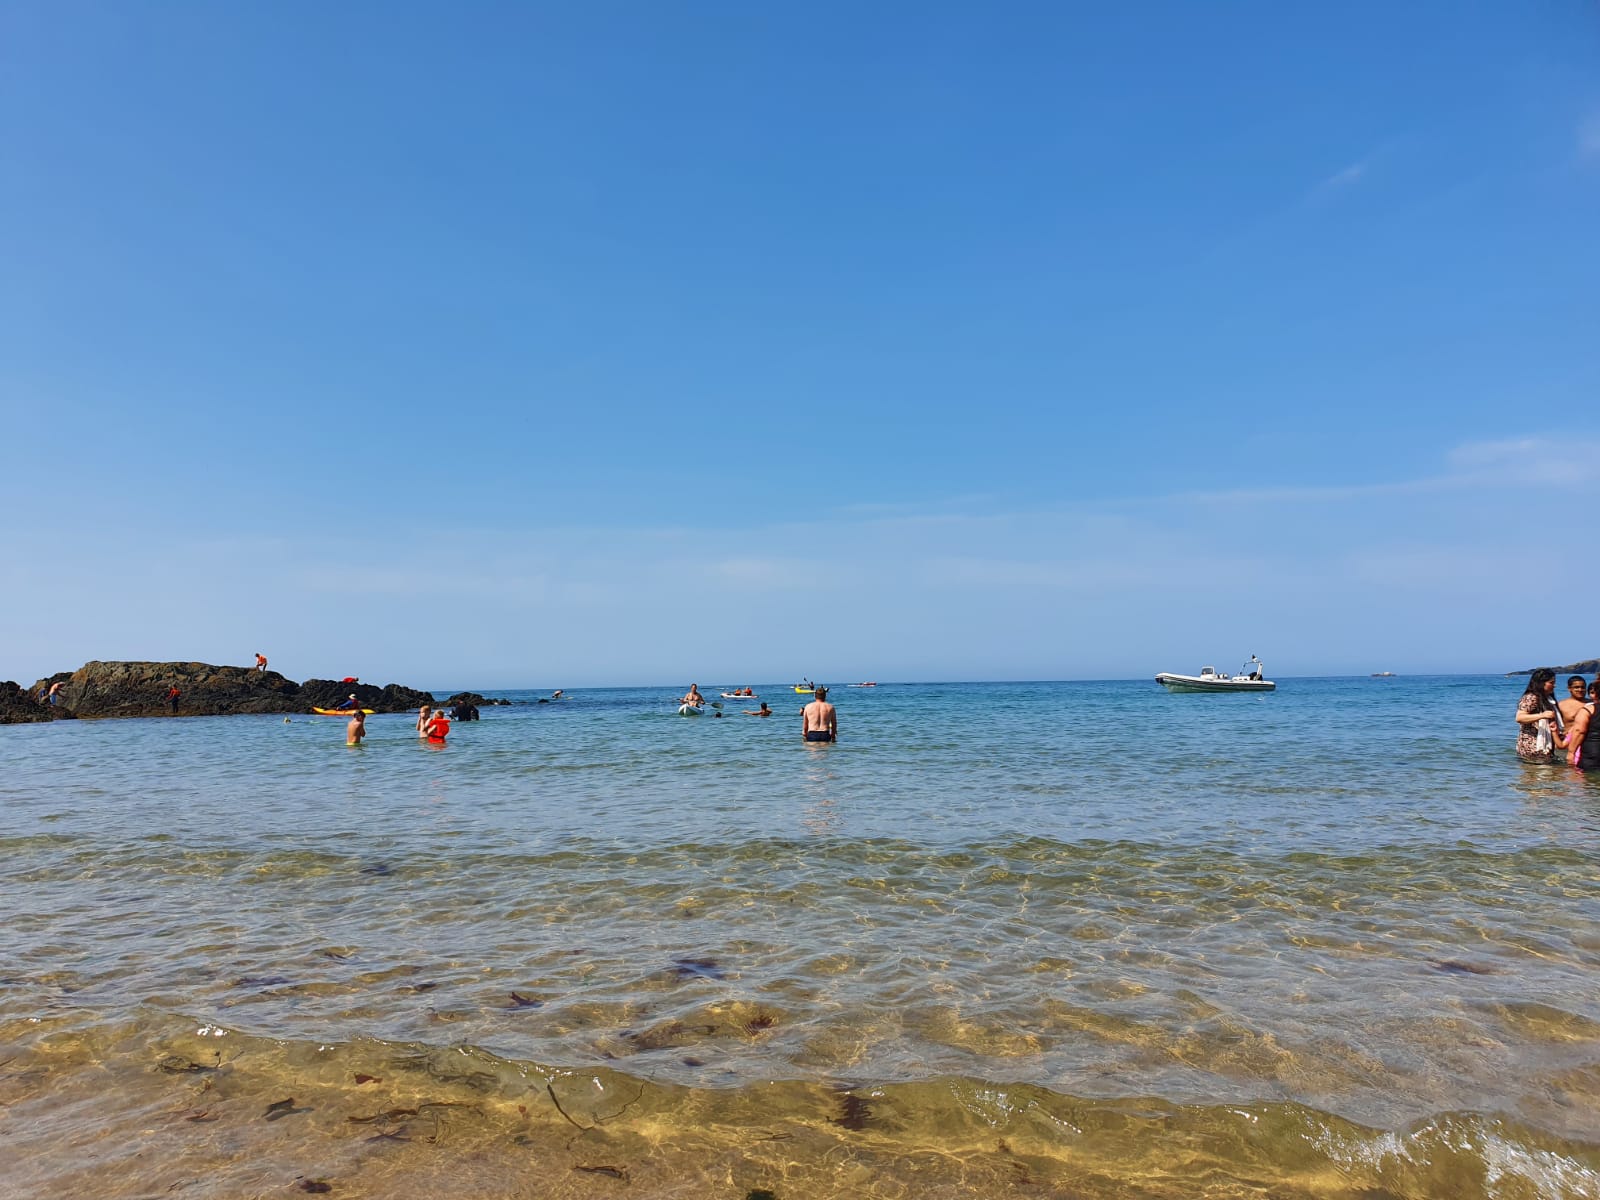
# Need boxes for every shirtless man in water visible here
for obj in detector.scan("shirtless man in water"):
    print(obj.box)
[681,683,705,707]
[1559,676,1590,728]
[801,686,836,743]
[346,710,366,746]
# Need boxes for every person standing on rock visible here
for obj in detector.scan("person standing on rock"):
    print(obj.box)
[167,685,181,715]
[254,652,268,672]
[45,681,64,707]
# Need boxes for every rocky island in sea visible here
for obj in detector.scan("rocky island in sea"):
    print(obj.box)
[1,661,437,723]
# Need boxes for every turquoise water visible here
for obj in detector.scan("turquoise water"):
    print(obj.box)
[3,676,1598,1198]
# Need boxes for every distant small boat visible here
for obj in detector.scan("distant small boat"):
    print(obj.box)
[793,686,815,694]
[850,682,879,688]
[1155,665,1274,693]
[313,707,375,715]
[1371,672,1397,678]
[721,692,757,700]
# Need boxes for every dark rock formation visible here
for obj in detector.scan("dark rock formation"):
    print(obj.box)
[1514,660,1600,676]
[3,662,438,723]
[0,681,74,723]
[445,692,512,708]
[298,679,434,714]
[29,661,302,719]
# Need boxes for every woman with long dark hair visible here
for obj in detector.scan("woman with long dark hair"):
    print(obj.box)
[1515,668,1559,761]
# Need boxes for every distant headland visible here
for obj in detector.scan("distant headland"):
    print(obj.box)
[1511,658,1600,676]
[0,661,497,724]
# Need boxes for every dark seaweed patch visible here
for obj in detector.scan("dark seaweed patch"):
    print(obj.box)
[833,1092,872,1131]
[264,1098,310,1121]
[574,1165,629,1180]
[296,1181,333,1194]
[157,1055,214,1074]
[1431,959,1496,975]
[670,957,726,980]
[508,991,543,1009]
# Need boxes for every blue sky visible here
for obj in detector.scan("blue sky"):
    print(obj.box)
[3,1,1598,687]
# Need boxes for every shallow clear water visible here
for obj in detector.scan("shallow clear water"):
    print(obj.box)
[3,677,1598,1197]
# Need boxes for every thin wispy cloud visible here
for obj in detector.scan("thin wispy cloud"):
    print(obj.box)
[1317,161,1368,191]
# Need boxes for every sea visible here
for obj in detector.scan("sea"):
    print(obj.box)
[2,676,1597,1199]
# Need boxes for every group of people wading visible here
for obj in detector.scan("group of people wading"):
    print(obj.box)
[1516,668,1600,767]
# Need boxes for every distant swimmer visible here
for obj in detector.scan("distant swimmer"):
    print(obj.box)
[552,689,564,699]
[346,709,367,746]
[254,652,268,673]
[745,702,772,717]
[416,704,432,737]
[425,710,451,742]
[801,686,836,743]
[681,683,705,707]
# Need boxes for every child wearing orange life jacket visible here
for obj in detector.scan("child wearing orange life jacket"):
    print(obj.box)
[425,711,451,742]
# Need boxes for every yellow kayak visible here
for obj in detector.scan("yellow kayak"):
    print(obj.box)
[312,707,375,715]
[793,686,814,694]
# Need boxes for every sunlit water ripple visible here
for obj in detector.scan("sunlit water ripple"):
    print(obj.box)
[3,676,1598,1197]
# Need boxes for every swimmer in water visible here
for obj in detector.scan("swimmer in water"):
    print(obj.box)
[416,704,432,737]
[801,686,836,743]
[346,709,366,746]
[425,709,451,742]
[744,702,772,717]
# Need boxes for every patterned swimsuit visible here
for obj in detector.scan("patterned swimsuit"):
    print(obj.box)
[1516,692,1555,761]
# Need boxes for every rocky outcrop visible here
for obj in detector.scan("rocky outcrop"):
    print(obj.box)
[30,661,302,719]
[445,692,513,707]
[0,681,74,723]
[1515,660,1600,676]
[298,679,435,714]
[4,662,437,722]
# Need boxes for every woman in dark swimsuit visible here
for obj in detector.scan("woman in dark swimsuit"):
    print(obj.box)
[1559,678,1600,769]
